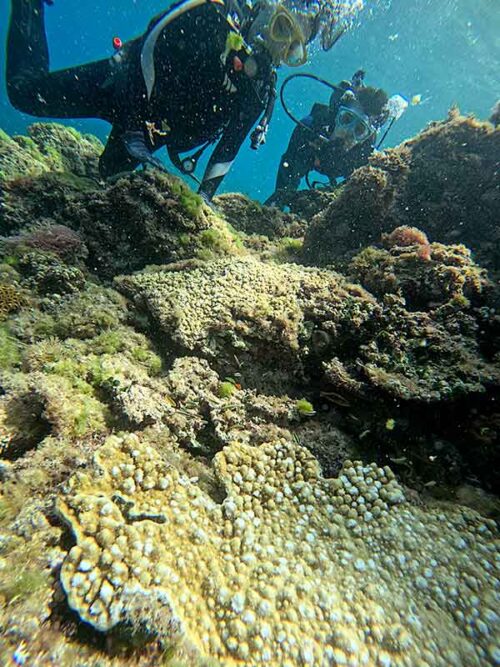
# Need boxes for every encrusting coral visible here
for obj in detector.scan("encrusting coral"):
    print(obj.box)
[0,282,26,320]
[117,256,499,403]
[117,257,379,396]
[58,432,499,666]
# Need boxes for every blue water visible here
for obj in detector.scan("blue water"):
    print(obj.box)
[1,0,499,200]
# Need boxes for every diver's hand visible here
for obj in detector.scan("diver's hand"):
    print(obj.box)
[123,131,167,173]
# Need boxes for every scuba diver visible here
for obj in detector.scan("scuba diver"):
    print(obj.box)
[6,0,353,201]
[265,70,390,209]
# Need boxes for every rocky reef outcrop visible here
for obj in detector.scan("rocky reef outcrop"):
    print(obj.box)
[302,110,500,270]
[0,117,499,667]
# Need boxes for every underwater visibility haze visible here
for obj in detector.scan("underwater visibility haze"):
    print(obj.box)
[0,0,499,197]
[0,0,499,665]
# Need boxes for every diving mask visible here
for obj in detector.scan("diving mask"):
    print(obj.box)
[267,5,308,66]
[333,105,374,146]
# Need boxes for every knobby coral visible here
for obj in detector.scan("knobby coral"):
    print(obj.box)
[0,283,26,320]
[58,433,499,666]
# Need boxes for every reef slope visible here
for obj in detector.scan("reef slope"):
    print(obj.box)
[0,119,498,666]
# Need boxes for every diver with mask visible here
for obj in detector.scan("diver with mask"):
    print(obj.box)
[6,0,347,201]
[265,70,390,209]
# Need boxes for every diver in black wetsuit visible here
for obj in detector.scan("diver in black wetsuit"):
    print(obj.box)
[7,0,337,201]
[266,71,389,209]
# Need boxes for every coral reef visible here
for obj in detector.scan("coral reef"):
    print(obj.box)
[0,115,499,667]
[117,257,498,404]
[58,432,498,665]
[0,122,102,182]
[0,123,104,180]
[303,111,500,269]
[215,193,307,238]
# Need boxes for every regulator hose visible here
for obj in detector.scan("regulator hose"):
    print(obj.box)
[280,73,399,149]
[280,73,345,138]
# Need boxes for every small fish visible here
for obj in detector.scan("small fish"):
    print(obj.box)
[424,480,437,488]
[388,33,399,41]
[411,94,422,106]
[319,391,350,407]
[389,456,408,464]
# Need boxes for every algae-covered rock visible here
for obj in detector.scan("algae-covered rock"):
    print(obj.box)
[0,122,102,182]
[64,171,243,278]
[117,257,499,403]
[303,110,500,269]
[350,232,490,310]
[214,192,307,238]
[57,432,499,665]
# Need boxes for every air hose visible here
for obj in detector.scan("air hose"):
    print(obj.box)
[280,73,403,149]
[280,73,346,139]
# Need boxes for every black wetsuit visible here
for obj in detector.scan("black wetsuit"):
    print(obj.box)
[266,102,375,208]
[7,0,275,198]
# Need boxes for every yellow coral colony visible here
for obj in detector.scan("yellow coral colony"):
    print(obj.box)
[58,433,500,667]
[0,283,25,320]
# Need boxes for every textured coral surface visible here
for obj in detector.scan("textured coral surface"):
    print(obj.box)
[58,433,499,666]
[0,115,499,667]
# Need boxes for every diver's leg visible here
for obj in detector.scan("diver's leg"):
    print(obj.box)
[99,125,141,179]
[265,127,311,207]
[7,0,48,86]
[7,0,114,119]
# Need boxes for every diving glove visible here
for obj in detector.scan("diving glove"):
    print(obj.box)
[123,131,168,173]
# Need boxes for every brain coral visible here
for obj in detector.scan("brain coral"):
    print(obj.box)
[58,433,499,666]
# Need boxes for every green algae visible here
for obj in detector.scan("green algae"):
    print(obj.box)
[0,325,22,370]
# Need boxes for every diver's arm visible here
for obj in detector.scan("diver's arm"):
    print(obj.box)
[325,136,375,183]
[122,131,168,172]
[199,110,259,201]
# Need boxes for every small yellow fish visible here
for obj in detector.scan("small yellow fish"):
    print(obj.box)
[385,418,396,431]
[411,94,422,106]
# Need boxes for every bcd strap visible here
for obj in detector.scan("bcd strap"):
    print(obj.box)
[141,0,227,100]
